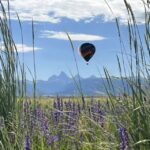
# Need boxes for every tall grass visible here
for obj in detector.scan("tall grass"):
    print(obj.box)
[0,0,22,121]
[105,0,150,149]
[66,33,85,109]
[0,1,25,149]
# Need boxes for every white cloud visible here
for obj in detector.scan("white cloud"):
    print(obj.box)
[16,44,42,52]
[0,43,42,52]
[1,0,149,24]
[40,30,105,41]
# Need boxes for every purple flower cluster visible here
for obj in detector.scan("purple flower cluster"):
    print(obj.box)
[50,96,106,139]
[51,97,80,137]
[24,136,31,150]
[23,100,58,149]
[22,96,106,149]
[89,98,105,127]
[118,127,129,150]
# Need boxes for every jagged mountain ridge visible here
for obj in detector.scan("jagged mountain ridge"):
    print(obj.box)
[26,72,129,96]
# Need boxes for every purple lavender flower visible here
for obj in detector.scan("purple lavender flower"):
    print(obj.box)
[42,119,52,147]
[51,136,58,143]
[118,127,129,150]
[98,109,104,128]
[46,135,58,147]
[43,123,58,147]
[24,136,31,150]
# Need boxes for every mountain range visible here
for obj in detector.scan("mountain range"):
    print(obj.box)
[26,72,129,96]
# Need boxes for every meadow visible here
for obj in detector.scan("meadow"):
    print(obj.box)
[0,0,150,150]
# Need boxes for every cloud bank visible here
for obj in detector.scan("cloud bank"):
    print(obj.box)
[0,43,41,53]
[1,0,149,24]
[16,44,42,53]
[40,31,105,41]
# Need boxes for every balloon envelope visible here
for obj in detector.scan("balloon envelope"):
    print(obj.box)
[79,43,96,62]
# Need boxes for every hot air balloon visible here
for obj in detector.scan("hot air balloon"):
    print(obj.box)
[79,43,96,64]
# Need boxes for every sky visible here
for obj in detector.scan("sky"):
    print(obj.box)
[0,0,148,80]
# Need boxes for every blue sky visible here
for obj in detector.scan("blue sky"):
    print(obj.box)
[2,0,147,80]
